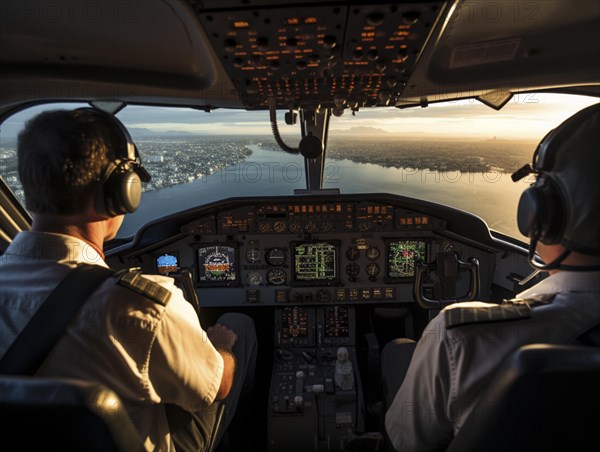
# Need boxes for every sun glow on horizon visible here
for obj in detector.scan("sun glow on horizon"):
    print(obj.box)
[1,94,597,142]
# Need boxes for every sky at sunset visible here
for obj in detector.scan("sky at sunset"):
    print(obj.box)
[1,94,597,142]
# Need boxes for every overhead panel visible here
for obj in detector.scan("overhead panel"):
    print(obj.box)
[190,1,445,109]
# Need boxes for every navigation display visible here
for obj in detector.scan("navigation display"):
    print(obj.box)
[282,307,309,340]
[196,244,238,285]
[292,241,338,284]
[156,253,179,275]
[324,306,349,338]
[386,240,427,280]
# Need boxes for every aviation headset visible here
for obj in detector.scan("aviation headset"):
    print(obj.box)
[74,108,151,217]
[513,102,600,271]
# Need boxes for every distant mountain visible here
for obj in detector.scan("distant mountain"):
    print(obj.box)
[334,126,391,135]
[129,128,200,138]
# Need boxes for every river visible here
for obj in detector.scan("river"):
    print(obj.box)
[118,145,530,240]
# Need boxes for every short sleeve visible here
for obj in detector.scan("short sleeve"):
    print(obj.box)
[147,287,224,410]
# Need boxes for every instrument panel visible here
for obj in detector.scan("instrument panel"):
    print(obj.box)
[111,195,497,307]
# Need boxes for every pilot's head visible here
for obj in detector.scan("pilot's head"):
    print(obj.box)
[513,102,600,271]
[17,108,149,226]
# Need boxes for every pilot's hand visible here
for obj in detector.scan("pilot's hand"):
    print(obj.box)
[207,324,238,352]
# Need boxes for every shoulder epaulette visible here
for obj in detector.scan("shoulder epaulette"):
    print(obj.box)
[116,268,172,306]
[445,300,532,329]
[444,294,556,329]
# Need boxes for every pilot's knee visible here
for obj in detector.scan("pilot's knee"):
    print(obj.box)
[381,338,417,368]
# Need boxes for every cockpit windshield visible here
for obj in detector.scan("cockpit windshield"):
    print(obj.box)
[0,93,596,240]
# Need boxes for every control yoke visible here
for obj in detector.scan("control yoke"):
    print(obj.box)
[414,252,480,309]
[172,268,201,316]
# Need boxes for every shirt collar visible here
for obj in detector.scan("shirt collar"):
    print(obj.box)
[518,270,600,299]
[4,231,108,268]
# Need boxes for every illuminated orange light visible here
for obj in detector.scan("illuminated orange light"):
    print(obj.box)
[305,17,317,24]
[233,21,249,28]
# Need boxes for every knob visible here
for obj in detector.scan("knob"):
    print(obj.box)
[296,370,305,379]
[224,38,237,52]
[312,384,324,395]
[294,395,304,407]
[323,35,337,49]
[256,37,269,51]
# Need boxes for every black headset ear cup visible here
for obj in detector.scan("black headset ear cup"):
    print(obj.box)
[517,186,539,238]
[517,177,564,243]
[97,162,142,217]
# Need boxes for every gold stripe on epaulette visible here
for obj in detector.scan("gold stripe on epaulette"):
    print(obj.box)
[445,302,532,329]
[117,269,172,306]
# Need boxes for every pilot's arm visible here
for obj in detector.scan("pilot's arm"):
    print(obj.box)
[206,323,237,400]
[146,281,228,411]
[385,300,538,452]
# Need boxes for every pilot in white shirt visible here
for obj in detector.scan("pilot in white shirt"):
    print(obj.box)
[0,108,256,451]
[0,231,227,450]
[383,103,600,452]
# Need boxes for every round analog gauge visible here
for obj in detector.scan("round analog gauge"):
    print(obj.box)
[304,220,318,233]
[346,246,360,261]
[265,247,286,266]
[258,222,273,233]
[274,221,287,232]
[345,262,360,276]
[316,289,332,303]
[267,268,287,285]
[246,247,260,263]
[247,271,262,286]
[320,221,334,232]
[366,246,380,261]
[289,221,302,233]
[366,262,380,277]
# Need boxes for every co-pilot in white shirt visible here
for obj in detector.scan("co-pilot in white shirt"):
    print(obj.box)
[385,270,600,452]
[0,231,224,451]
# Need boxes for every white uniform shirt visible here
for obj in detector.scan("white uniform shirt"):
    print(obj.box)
[385,270,600,452]
[0,231,224,451]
